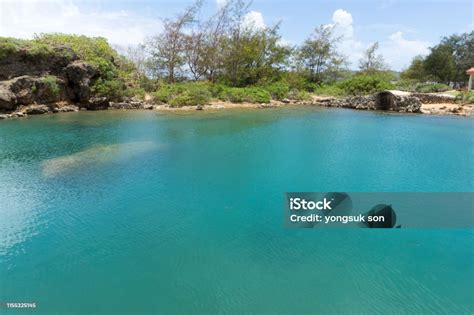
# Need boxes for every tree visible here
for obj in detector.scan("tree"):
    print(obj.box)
[219,0,290,86]
[184,1,232,81]
[359,42,387,73]
[297,25,343,82]
[440,32,474,85]
[125,44,148,76]
[400,32,473,86]
[400,55,426,81]
[148,0,202,82]
[423,44,455,83]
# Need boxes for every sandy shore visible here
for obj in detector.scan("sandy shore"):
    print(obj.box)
[151,98,473,117]
[420,103,474,116]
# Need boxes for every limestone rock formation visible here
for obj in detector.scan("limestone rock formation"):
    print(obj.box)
[0,47,98,113]
[0,46,78,80]
[315,91,422,113]
[25,104,50,115]
[65,61,98,103]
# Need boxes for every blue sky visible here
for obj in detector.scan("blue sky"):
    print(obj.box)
[1,0,472,70]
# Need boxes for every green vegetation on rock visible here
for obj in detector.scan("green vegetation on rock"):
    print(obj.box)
[41,75,60,97]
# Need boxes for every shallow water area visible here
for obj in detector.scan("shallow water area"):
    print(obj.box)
[0,107,473,314]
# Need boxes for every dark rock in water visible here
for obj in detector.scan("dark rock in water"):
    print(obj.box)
[13,112,26,117]
[25,104,50,115]
[53,105,79,113]
[87,96,109,110]
[362,204,398,228]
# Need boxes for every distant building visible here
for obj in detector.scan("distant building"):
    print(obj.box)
[467,68,474,90]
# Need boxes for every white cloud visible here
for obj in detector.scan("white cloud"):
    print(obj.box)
[332,9,354,37]
[326,9,431,71]
[0,0,162,47]
[379,31,431,70]
[327,9,364,68]
[241,11,266,30]
[216,0,227,7]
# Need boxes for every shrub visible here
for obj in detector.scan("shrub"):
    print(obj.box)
[455,91,474,104]
[41,75,60,97]
[169,90,211,107]
[414,83,451,93]
[152,85,171,104]
[314,84,345,96]
[0,37,25,59]
[219,87,246,103]
[264,81,290,100]
[91,78,124,100]
[246,87,271,103]
[153,82,212,106]
[218,87,271,103]
[393,79,419,92]
[125,87,146,100]
[281,72,309,91]
[0,37,68,60]
[287,89,311,101]
[208,84,227,98]
[337,75,394,95]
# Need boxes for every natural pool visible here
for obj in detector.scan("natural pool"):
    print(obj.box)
[0,107,473,314]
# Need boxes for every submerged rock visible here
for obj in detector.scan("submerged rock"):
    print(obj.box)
[41,141,159,177]
[87,96,109,110]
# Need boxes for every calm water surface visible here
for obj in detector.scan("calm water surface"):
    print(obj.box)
[0,107,473,314]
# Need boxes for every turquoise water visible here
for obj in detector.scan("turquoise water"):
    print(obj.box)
[0,107,473,314]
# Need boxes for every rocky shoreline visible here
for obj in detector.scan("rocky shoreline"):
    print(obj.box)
[1,92,472,120]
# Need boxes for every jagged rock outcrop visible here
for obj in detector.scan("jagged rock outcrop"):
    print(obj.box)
[65,61,98,103]
[24,104,50,115]
[0,46,78,80]
[0,75,66,110]
[0,48,98,113]
[86,96,109,110]
[0,85,16,110]
[315,91,422,113]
